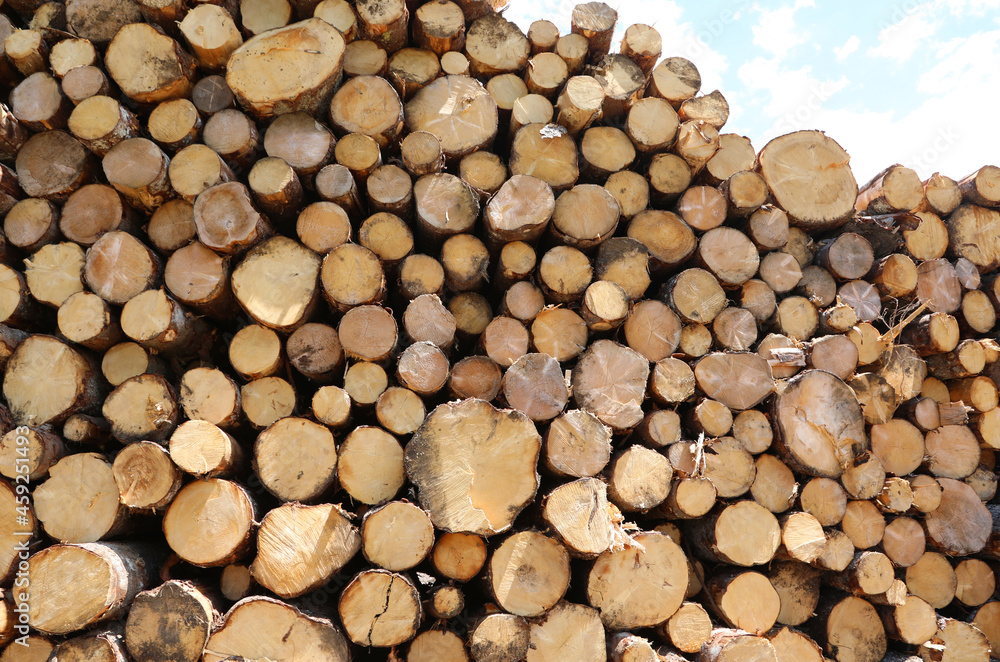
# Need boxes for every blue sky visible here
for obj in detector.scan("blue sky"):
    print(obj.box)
[505,0,1000,185]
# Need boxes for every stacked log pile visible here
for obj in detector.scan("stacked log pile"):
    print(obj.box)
[0,0,999,660]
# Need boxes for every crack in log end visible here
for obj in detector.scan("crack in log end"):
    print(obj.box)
[366,576,394,647]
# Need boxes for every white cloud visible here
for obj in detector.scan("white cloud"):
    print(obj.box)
[750,0,815,60]
[867,10,939,64]
[834,35,860,61]
[935,0,1000,16]
[735,56,848,131]
[772,26,1000,184]
[918,29,1000,93]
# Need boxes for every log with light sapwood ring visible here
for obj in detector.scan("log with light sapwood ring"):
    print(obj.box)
[773,369,866,478]
[32,451,127,543]
[225,19,346,119]
[722,170,769,218]
[67,95,141,158]
[543,409,612,479]
[625,96,678,155]
[674,120,719,173]
[400,130,445,177]
[24,542,155,636]
[571,339,650,432]
[250,502,360,599]
[405,75,498,160]
[337,569,422,647]
[440,234,490,292]
[648,369,696,415]
[111,441,183,511]
[947,204,1000,273]
[424,586,465,622]
[579,126,635,182]
[662,268,727,324]
[556,75,604,137]
[816,595,887,662]
[168,419,243,479]
[924,478,991,555]
[658,476,717,520]
[661,601,713,654]
[285,322,344,384]
[61,65,112,105]
[464,12,529,77]
[359,500,434,572]
[105,23,197,104]
[448,356,502,403]
[2,334,103,426]
[231,236,321,332]
[680,89,731,130]
[202,109,260,175]
[541,477,616,558]
[178,4,243,72]
[856,164,923,214]
[81,233,159,309]
[191,180,270,254]
[695,630,779,662]
[412,172,480,244]
[102,137,174,212]
[501,352,568,423]
[486,530,570,617]
[132,0,189,33]
[120,289,210,356]
[202,596,350,662]
[320,243,385,314]
[431,531,488,583]
[596,237,652,301]
[697,227,760,288]
[757,130,859,230]
[537,245,592,304]
[412,0,465,55]
[607,444,672,512]
[338,305,398,363]
[253,417,338,503]
[5,28,48,78]
[483,174,554,247]
[57,290,122,352]
[509,122,581,192]
[396,341,449,396]
[693,352,774,411]
[689,501,781,567]
[22,241,86,310]
[706,570,781,634]
[163,241,237,318]
[549,183,620,251]
[59,184,135,249]
[169,144,236,203]
[527,18,559,54]
[163,478,256,567]
[101,342,166,388]
[404,398,540,536]
[102,373,179,444]
[402,292,456,350]
[328,75,404,148]
[586,531,688,630]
